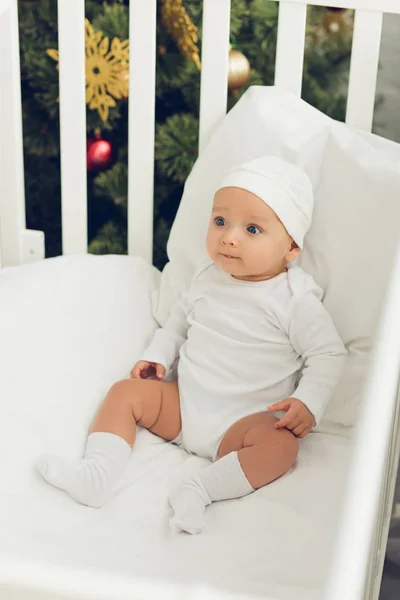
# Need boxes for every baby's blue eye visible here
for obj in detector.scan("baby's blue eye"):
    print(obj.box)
[247,225,261,235]
[215,217,225,227]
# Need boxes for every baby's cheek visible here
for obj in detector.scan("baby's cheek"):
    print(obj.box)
[205,229,213,249]
[250,241,268,264]
[205,231,217,259]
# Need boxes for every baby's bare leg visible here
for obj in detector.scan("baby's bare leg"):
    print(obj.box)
[91,379,181,446]
[37,379,181,507]
[218,412,298,489]
[169,413,298,535]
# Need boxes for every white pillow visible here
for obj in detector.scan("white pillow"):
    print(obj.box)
[300,127,400,431]
[155,85,400,432]
[0,255,159,465]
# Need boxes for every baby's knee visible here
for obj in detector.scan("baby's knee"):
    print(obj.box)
[261,429,298,477]
[246,423,299,469]
[108,378,134,396]
[107,378,163,423]
[240,427,299,489]
[107,379,146,407]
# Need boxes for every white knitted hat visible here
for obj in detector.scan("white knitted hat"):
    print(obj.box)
[217,156,314,248]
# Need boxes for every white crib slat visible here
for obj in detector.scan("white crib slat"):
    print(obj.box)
[346,10,383,132]
[58,0,87,255]
[127,0,157,262]
[273,0,400,14]
[326,242,400,600]
[274,1,307,97]
[0,0,26,267]
[198,0,231,154]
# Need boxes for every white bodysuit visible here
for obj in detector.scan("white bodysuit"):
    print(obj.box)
[142,263,346,460]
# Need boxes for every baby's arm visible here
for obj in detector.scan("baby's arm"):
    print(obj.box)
[139,292,193,376]
[286,293,347,427]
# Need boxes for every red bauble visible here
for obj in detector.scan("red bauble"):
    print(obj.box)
[87,135,114,172]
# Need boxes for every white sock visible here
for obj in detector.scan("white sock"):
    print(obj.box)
[36,432,131,507]
[169,452,254,534]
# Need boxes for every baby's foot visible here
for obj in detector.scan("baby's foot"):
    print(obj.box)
[37,455,112,508]
[36,432,131,508]
[168,478,210,535]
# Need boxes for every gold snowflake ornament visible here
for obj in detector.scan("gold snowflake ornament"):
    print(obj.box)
[47,19,129,122]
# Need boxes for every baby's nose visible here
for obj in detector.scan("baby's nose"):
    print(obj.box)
[222,230,239,246]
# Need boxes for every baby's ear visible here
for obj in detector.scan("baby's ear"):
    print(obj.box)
[286,240,301,262]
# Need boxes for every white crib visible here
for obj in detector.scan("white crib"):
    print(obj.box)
[1,1,400,599]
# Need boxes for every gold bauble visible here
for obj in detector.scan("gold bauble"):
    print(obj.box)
[324,8,351,34]
[228,48,250,92]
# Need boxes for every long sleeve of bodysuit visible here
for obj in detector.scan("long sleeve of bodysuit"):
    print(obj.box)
[288,293,347,426]
[140,293,193,373]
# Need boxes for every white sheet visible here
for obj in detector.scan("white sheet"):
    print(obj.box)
[0,429,350,600]
[0,255,352,599]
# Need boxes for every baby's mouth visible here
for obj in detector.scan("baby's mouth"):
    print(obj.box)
[220,253,239,260]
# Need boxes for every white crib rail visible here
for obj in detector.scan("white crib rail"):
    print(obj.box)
[127,0,157,262]
[346,9,383,131]
[275,2,307,96]
[57,0,87,256]
[198,0,231,154]
[287,0,399,9]
[326,243,400,600]
[0,557,264,600]
[0,0,44,267]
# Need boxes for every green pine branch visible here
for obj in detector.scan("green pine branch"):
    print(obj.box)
[155,113,199,184]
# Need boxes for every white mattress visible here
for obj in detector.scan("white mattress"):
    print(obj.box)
[0,430,351,600]
[0,256,352,600]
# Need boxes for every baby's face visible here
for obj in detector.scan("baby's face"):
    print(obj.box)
[206,187,300,281]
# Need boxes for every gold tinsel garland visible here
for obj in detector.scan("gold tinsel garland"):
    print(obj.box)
[160,0,201,70]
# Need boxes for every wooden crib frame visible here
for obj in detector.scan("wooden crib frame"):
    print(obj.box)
[1,1,400,599]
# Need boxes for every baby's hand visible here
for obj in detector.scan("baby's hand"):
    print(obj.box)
[267,398,315,438]
[130,361,166,380]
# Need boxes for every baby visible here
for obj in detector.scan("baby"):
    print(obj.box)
[37,156,346,534]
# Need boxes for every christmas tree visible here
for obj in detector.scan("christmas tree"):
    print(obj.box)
[18,0,353,270]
